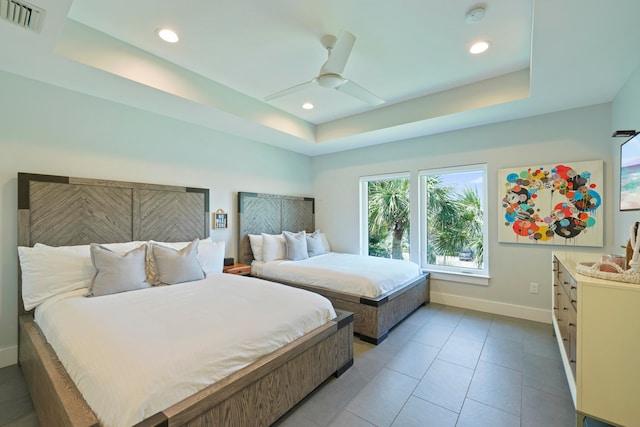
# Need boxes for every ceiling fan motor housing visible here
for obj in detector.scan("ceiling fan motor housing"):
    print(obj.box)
[318,73,343,88]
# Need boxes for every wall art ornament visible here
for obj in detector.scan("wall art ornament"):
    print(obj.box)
[498,160,603,246]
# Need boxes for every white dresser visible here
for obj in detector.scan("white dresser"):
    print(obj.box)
[552,251,640,427]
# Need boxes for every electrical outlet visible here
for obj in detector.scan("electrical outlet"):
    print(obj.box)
[529,282,539,294]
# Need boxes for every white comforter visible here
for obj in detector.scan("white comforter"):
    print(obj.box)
[34,274,336,427]
[252,252,423,298]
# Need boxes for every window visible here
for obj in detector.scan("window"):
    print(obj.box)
[420,164,488,278]
[359,173,411,260]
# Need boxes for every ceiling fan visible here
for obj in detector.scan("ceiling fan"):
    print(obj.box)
[264,30,385,106]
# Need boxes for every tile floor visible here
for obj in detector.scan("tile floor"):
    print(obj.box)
[275,303,576,427]
[1,303,577,427]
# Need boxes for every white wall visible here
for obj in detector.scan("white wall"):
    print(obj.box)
[311,104,614,322]
[0,71,313,367]
[612,65,640,247]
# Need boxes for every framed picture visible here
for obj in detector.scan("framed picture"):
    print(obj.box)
[213,209,228,229]
[620,132,640,210]
[498,160,603,247]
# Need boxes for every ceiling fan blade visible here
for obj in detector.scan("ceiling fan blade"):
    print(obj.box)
[264,78,318,102]
[338,79,385,106]
[320,30,356,75]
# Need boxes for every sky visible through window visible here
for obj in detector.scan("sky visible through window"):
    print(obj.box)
[439,170,483,197]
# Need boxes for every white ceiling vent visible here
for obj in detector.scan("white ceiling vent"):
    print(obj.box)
[0,0,45,32]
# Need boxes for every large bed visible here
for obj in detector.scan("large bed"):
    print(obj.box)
[16,173,353,427]
[238,191,430,344]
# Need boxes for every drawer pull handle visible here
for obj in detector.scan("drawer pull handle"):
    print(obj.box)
[563,338,568,341]
[569,322,576,327]
[563,281,568,284]
[570,359,576,364]
[571,299,576,303]
[571,286,577,290]
[563,307,568,310]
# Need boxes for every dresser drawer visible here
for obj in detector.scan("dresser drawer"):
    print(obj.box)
[557,266,577,305]
[553,255,578,382]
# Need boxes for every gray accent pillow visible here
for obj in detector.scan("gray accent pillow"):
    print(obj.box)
[306,230,326,257]
[283,231,309,261]
[150,238,205,284]
[89,244,150,297]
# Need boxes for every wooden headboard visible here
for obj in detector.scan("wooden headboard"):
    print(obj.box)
[237,192,315,265]
[17,172,210,314]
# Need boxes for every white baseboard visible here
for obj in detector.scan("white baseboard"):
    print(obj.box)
[0,345,18,368]
[430,291,551,324]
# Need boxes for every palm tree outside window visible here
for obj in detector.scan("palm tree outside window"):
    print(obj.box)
[420,164,488,277]
[359,165,488,280]
[359,173,410,260]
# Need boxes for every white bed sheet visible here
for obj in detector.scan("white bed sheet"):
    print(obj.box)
[252,252,423,298]
[34,274,336,427]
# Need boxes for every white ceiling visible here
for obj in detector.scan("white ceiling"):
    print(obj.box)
[1,0,640,156]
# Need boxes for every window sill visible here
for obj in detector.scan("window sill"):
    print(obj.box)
[424,269,490,286]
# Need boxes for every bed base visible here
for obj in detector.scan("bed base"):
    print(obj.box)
[259,273,429,345]
[19,310,354,427]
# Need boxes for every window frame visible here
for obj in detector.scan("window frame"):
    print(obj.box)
[359,172,411,257]
[419,163,489,283]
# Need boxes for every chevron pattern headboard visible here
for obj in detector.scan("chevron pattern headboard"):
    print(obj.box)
[17,172,210,314]
[237,192,315,265]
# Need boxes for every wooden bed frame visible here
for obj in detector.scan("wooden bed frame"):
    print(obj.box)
[238,191,430,344]
[17,173,353,427]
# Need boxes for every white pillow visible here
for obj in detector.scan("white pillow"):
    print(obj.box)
[306,230,326,257]
[198,240,225,275]
[20,242,149,309]
[283,231,309,261]
[34,241,146,254]
[89,244,150,297]
[18,244,94,310]
[261,233,286,262]
[248,234,263,261]
[320,233,332,253]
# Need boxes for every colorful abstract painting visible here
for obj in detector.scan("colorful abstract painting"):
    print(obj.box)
[498,160,603,246]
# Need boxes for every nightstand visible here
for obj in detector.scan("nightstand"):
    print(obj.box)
[223,263,251,276]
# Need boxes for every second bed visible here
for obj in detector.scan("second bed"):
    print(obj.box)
[238,192,430,344]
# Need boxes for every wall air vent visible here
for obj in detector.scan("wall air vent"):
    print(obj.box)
[0,0,45,32]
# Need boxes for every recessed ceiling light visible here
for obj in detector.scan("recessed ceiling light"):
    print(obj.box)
[302,102,314,110]
[157,28,179,43]
[470,41,490,54]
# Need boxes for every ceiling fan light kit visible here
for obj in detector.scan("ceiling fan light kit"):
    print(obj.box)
[264,30,385,106]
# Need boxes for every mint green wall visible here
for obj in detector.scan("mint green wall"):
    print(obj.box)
[311,104,614,321]
[0,70,312,367]
[2,61,637,367]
